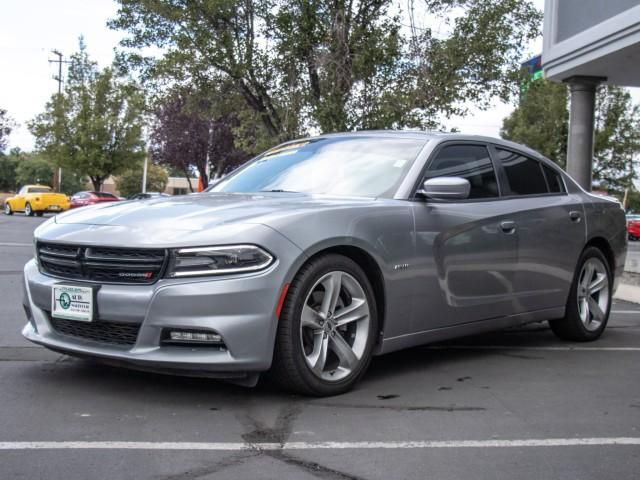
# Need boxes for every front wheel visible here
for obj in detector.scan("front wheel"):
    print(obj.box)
[629,234,638,241]
[271,254,378,396]
[549,247,612,341]
[4,202,12,215]
[25,203,33,217]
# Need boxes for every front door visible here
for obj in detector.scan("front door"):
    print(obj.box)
[411,143,519,331]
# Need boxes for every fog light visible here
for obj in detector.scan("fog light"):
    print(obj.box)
[165,330,223,344]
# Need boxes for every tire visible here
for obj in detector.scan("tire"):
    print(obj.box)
[3,202,12,215]
[25,203,33,217]
[629,234,638,241]
[270,254,378,396]
[35,211,43,217]
[549,246,612,342]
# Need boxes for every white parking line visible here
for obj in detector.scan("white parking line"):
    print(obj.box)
[426,346,640,351]
[0,438,639,450]
[0,242,32,247]
[611,310,640,314]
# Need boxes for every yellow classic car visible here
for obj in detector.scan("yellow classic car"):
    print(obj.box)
[4,185,70,217]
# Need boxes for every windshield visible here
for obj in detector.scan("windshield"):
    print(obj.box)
[209,136,426,198]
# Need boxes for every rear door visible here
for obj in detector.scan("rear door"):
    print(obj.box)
[491,146,585,312]
[411,142,520,330]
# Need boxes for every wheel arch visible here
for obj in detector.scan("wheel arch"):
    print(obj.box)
[299,244,387,350]
[584,236,615,276]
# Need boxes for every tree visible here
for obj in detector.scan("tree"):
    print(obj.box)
[501,80,569,167]
[15,154,53,187]
[0,108,13,153]
[0,153,18,191]
[116,162,169,197]
[150,89,249,190]
[593,87,640,194]
[29,39,146,191]
[109,0,541,137]
[60,171,88,196]
[502,81,640,194]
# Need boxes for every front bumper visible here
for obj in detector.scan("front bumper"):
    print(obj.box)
[21,255,294,378]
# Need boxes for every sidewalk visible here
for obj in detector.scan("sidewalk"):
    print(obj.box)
[615,271,640,304]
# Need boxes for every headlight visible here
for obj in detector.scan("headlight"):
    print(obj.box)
[166,245,274,278]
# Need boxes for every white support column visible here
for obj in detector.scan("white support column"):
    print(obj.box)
[564,76,605,191]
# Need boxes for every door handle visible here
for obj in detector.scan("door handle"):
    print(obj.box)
[500,220,517,234]
[569,210,582,222]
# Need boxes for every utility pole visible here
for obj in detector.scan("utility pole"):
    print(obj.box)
[48,50,71,193]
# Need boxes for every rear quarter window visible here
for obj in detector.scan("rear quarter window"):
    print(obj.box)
[541,164,566,193]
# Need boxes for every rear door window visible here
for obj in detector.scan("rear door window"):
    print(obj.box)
[496,149,548,196]
[424,145,499,199]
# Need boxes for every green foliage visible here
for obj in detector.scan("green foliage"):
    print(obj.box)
[501,80,569,167]
[502,81,640,195]
[15,154,54,187]
[60,170,88,196]
[109,0,542,137]
[593,87,640,194]
[116,162,169,197]
[627,190,640,214]
[0,153,19,191]
[29,38,146,191]
[0,108,13,152]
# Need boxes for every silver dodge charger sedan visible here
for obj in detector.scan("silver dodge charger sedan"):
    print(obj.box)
[22,132,627,396]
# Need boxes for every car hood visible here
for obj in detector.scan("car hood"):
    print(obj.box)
[53,192,377,232]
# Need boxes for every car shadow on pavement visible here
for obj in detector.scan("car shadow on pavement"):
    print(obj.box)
[17,321,564,404]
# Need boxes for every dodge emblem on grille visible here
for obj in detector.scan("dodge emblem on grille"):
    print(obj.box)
[118,272,153,279]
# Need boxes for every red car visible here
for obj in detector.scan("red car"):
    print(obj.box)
[69,191,121,209]
[628,220,640,241]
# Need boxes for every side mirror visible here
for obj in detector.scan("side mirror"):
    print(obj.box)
[419,177,470,200]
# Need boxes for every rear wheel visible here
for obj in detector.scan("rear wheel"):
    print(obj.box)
[271,254,378,396]
[25,203,33,217]
[35,211,43,217]
[549,247,611,341]
[4,202,12,215]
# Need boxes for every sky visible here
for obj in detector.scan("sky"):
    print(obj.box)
[0,0,632,153]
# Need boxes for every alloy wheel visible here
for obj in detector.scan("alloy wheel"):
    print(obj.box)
[299,271,370,382]
[25,204,32,216]
[4,203,10,215]
[576,257,610,332]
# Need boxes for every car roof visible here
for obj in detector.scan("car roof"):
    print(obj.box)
[297,130,552,163]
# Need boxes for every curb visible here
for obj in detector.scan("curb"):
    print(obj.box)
[614,283,640,304]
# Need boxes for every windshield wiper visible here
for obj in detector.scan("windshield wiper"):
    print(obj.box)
[258,189,300,193]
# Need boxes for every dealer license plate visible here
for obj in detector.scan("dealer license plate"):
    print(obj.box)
[51,284,94,322]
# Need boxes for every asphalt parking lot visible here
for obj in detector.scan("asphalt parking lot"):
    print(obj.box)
[1,213,639,479]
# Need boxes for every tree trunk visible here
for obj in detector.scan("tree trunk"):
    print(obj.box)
[182,166,194,193]
[90,176,102,192]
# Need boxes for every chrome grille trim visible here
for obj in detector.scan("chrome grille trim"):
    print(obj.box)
[37,242,168,284]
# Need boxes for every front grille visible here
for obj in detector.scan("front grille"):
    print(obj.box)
[50,317,140,346]
[38,242,167,284]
